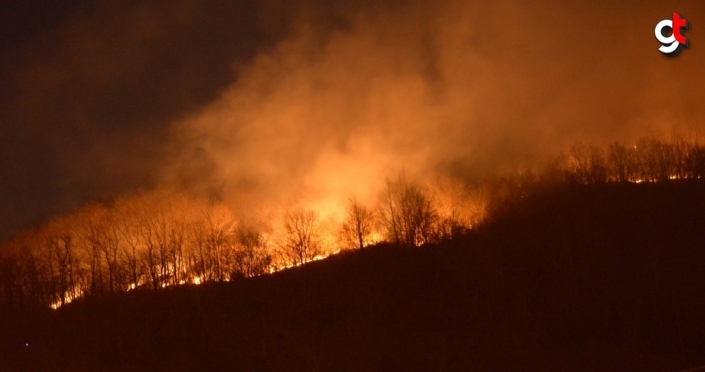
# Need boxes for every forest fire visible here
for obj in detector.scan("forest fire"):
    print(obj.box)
[50,287,83,309]
[2,133,704,311]
[2,1,705,370]
[0,173,489,311]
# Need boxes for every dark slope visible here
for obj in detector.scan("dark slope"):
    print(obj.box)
[3,181,705,371]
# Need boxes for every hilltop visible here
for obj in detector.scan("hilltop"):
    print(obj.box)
[2,180,705,371]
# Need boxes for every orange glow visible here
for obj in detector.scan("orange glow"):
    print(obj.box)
[50,287,82,310]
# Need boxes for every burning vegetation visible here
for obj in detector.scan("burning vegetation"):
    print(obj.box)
[0,173,485,310]
[0,132,703,311]
[557,134,705,184]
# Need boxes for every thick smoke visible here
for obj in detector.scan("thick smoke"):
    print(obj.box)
[164,0,705,225]
[2,0,705,240]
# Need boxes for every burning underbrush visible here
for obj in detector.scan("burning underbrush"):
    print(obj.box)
[0,174,486,310]
[1,133,704,310]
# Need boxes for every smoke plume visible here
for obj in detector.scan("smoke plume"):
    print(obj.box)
[164,0,705,224]
[2,0,705,240]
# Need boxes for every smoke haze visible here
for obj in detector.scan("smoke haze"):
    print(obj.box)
[164,0,705,223]
[2,0,705,239]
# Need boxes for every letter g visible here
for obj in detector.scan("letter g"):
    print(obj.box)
[655,19,680,54]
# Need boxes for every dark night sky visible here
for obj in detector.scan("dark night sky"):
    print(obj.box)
[1,0,704,242]
[0,0,286,239]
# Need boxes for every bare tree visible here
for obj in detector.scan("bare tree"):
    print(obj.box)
[129,195,163,289]
[114,197,145,289]
[634,137,674,182]
[427,177,479,240]
[98,212,122,294]
[686,143,705,179]
[379,180,402,244]
[76,204,108,295]
[379,175,438,246]
[670,132,691,179]
[282,207,321,265]
[202,201,237,281]
[402,184,437,245]
[563,143,607,184]
[163,193,191,286]
[40,218,83,306]
[188,212,210,282]
[606,142,635,182]
[341,197,376,250]
[233,225,271,277]
[186,199,237,282]
[75,205,123,294]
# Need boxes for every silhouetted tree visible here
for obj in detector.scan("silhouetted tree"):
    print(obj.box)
[41,218,83,306]
[379,175,437,246]
[427,177,480,240]
[563,143,607,184]
[233,225,271,277]
[341,197,376,249]
[76,204,107,295]
[670,132,691,179]
[114,197,145,289]
[635,138,673,182]
[686,143,705,179]
[188,200,237,282]
[97,211,122,294]
[282,207,321,265]
[606,142,635,182]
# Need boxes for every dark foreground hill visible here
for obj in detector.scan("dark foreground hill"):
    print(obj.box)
[2,181,705,371]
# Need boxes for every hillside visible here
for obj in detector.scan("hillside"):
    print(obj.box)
[2,181,705,371]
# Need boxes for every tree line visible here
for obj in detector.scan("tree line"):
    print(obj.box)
[0,176,485,311]
[3,132,699,311]
[557,135,705,184]
[0,191,272,310]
